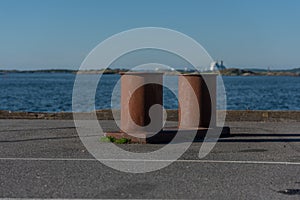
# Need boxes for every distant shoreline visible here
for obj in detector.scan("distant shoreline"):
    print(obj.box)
[0,69,128,74]
[219,68,300,77]
[1,67,300,76]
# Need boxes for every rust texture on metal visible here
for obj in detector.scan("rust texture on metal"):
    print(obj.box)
[178,74,217,128]
[120,72,163,133]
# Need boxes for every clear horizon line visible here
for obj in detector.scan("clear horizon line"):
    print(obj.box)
[1,66,300,71]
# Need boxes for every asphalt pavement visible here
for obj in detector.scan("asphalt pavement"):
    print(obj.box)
[0,119,299,199]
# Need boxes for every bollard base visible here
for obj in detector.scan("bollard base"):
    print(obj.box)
[104,126,230,144]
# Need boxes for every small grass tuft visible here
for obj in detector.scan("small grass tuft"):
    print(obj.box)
[115,138,131,144]
[100,136,115,143]
[100,136,131,144]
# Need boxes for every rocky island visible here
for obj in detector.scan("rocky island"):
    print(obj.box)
[1,67,300,76]
[219,68,300,76]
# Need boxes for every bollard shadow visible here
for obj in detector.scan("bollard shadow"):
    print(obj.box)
[216,132,300,143]
[218,138,300,143]
[145,128,300,144]
[232,133,300,137]
[145,126,230,144]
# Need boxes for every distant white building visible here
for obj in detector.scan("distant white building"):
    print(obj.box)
[210,61,226,71]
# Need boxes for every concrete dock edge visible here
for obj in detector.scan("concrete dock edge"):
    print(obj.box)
[1,110,300,122]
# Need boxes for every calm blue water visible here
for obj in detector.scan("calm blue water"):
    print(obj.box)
[1,73,300,112]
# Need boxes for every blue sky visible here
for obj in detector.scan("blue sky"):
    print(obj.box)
[0,0,300,70]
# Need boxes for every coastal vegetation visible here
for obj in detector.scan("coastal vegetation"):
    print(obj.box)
[219,68,300,76]
[1,67,300,76]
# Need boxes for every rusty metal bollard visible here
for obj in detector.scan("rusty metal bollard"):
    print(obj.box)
[178,73,217,129]
[120,72,163,133]
[105,72,228,143]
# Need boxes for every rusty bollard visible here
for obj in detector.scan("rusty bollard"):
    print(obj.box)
[120,72,163,134]
[178,73,217,129]
[105,72,228,143]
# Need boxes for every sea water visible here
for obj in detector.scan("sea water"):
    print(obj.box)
[1,73,300,112]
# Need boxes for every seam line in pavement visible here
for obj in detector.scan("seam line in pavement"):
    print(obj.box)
[0,157,299,165]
